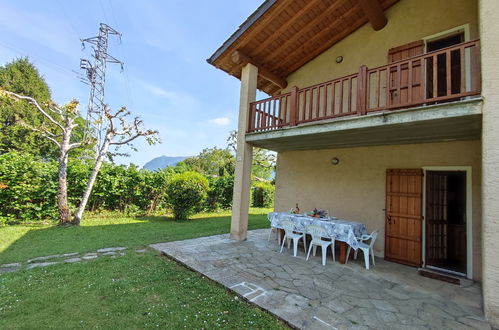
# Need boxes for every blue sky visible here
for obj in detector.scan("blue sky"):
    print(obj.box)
[0,0,265,166]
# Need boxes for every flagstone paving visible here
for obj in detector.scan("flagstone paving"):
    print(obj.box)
[150,229,490,330]
[0,247,129,273]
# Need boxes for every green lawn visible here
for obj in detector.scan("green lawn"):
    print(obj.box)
[0,209,286,329]
[0,208,271,264]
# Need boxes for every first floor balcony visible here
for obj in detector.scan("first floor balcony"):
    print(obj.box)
[247,40,482,151]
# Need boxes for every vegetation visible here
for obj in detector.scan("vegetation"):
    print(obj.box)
[183,147,235,176]
[0,210,285,329]
[206,175,234,211]
[0,58,56,159]
[0,209,271,264]
[166,171,209,220]
[0,59,276,226]
[252,181,275,208]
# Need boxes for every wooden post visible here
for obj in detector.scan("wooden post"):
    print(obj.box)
[358,0,388,31]
[289,86,299,126]
[357,65,368,115]
[247,103,255,133]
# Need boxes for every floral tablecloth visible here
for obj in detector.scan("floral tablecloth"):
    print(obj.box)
[268,212,368,250]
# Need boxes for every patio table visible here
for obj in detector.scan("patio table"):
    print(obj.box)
[268,212,368,263]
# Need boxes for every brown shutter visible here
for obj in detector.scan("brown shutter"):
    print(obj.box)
[388,40,425,63]
[385,169,423,267]
[387,40,425,106]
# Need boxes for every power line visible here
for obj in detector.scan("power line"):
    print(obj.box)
[106,0,135,110]
[0,40,75,76]
[107,0,120,30]
[99,0,111,24]
[56,0,82,40]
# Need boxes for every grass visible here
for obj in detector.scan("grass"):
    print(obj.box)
[0,208,287,329]
[0,208,271,264]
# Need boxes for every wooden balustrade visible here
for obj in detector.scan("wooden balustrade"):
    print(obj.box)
[247,40,481,133]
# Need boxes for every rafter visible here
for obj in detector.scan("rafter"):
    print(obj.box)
[261,0,355,66]
[231,50,288,89]
[358,0,388,31]
[274,6,363,72]
[286,14,368,74]
[250,0,323,56]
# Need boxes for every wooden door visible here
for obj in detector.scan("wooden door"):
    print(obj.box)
[385,169,423,267]
[387,40,424,107]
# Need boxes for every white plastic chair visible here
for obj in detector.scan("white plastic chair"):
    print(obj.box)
[279,220,306,257]
[345,230,378,270]
[267,214,278,242]
[305,225,335,266]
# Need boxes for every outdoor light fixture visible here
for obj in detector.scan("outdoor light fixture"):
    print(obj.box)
[335,56,343,63]
[331,157,340,165]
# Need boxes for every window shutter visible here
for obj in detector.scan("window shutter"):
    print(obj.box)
[388,40,424,63]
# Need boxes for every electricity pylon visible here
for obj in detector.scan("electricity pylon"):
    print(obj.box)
[80,23,123,144]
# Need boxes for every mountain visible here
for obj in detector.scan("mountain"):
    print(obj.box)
[143,156,190,171]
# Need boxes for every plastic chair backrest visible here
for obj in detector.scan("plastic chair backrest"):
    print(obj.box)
[367,231,378,248]
[306,225,329,241]
[280,220,296,236]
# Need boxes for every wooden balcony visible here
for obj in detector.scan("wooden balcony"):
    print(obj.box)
[247,40,481,133]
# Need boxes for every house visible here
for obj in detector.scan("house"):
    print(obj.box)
[207,0,498,326]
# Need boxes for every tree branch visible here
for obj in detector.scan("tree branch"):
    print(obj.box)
[2,90,65,131]
[68,142,83,149]
[109,132,147,146]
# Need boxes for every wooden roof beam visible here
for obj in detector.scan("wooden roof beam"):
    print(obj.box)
[231,50,288,89]
[358,0,388,31]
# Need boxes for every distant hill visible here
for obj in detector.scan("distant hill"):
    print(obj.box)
[143,156,190,171]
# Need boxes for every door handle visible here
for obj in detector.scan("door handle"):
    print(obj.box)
[387,215,395,225]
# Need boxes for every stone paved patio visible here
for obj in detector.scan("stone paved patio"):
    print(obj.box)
[150,229,490,330]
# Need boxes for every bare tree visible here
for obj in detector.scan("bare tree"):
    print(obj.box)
[1,90,85,224]
[1,89,158,226]
[71,106,158,225]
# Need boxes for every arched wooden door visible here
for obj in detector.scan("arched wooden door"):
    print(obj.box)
[385,169,423,267]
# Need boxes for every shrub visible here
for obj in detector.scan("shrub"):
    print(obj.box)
[206,175,234,211]
[0,152,58,224]
[251,182,275,208]
[166,171,209,220]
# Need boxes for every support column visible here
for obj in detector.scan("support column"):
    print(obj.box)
[230,63,258,241]
[479,0,499,327]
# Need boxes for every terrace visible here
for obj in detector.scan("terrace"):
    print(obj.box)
[151,229,490,329]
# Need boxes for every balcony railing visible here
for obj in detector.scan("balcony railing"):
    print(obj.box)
[247,40,481,133]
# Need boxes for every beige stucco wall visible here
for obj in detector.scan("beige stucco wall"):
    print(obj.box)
[282,0,478,92]
[479,0,499,325]
[274,140,482,280]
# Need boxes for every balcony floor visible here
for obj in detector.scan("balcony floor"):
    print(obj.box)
[246,98,482,152]
[151,229,489,329]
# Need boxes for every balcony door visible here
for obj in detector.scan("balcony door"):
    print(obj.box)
[425,32,465,99]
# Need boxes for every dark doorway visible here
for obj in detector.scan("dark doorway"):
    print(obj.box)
[425,32,465,98]
[425,171,467,274]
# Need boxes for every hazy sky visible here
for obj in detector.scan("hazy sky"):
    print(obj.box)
[0,0,265,166]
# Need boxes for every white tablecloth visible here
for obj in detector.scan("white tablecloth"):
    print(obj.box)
[268,212,368,250]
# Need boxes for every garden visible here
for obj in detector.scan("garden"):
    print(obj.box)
[0,209,287,329]
[0,58,284,329]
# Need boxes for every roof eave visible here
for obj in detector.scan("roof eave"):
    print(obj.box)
[206,0,277,66]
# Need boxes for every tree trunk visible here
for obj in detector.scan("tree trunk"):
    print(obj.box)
[72,138,111,225]
[57,130,72,224]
